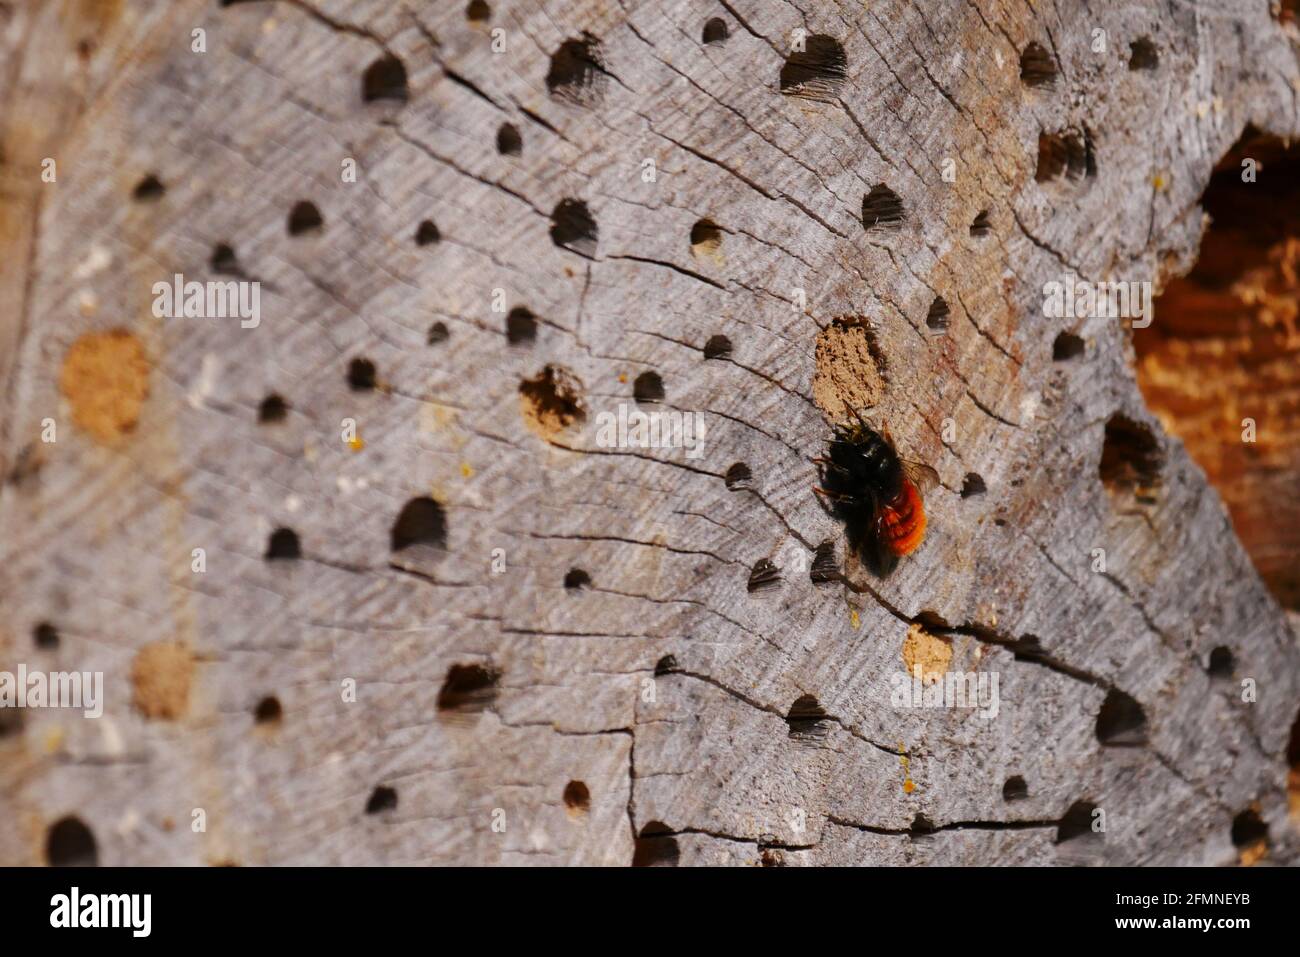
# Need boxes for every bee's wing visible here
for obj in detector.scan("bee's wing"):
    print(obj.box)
[902,459,940,494]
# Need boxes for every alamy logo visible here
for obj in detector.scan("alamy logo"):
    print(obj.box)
[0,665,103,718]
[152,273,260,328]
[594,403,706,459]
[1042,275,1152,328]
[50,887,151,937]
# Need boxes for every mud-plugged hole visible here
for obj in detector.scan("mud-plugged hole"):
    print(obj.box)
[506,307,537,345]
[1099,413,1162,497]
[702,17,728,45]
[1128,37,1158,71]
[779,35,846,103]
[690,219,723,264]
[362,54,408,104]
[266,527,301,560]
[47,816,98,866]
[1003,775,1029,802]
[391,497,447,552]
[347,357,377,391]
[812,318,886,422]
[961,473,986,498]
[437,663,499,713]
[254,695,282,725]
[633,371,664,404]
[724,462,752,491]
[862,184,904,231]
[970,209,992,238]
[1019,42,1057,88]
[519,365,587,439]
[1096,688,1147,746]
[703,334,732,359]
[288,200,323,236]
[926,297,950,334]
[786,694,829,739]
[632,822,679,866]
[549,198,598,257]
[496,122,522,156]
[132,173,165,202]
[1052,331,1085,361]
[365,786,397,815]
[747,558,781,593]
[33,622,60,650]
[563,780,590,817]
[546,33,608,107]
[415,220,440,246]
[564,568,591,590]
[258,394,288,424]
[427,321,449,345]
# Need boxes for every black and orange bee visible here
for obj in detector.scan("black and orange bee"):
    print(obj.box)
[814,412,939,575]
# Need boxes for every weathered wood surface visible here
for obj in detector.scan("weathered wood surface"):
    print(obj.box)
[1,0,1298,866]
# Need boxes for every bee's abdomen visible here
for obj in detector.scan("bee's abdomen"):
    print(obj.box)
[879,479,926,556]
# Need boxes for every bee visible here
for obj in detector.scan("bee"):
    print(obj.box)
[813,411,939,575]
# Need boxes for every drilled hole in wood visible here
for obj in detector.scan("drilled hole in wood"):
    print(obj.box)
[0,706,21,738]
[210,242,241,276]
[1230,807,1268,849]
[506,307,537,345]
[910,813,937,837]
[132,173,164,202]
[862,184,904,231]
[427,321,449,345]
[391,497,447,552]
[810,540,839,584]
[1288,708,1300,817]
[1203,645,1235,679]
[1003,775,1029,801]
[1096,688,1147,746]
[362,54,408,104]
[437,663,499,713]
[702,17,728,45]
[632,822,679,866]
[926,297,950,334]
[1036,129,1095,185]
[1019,42,1056,88]
[254,695,282,725]
[47,816,98,866]
[786,693,829,739]
[563,780,590,817]
[287,200,323,236]
[347,357,376,391]
[415,219,440,246]
[703,334,732,359]
[1129,37,1158,71]
[1056,800,1100,844]
[258,394,288,424]
[1052,331,1085,361]
[724,462,752,491]
[546,33,607,107]
[748,558,781,593]
[690,218,723,264]
[970,209,992,237]
[564,568,591,590]
[266,527,301,560]
[549,198,598,257]
[961,473,986,498]
[633,370,664,404]
[365,785,397,814]
[496,122,522,156]
[465,0,490,23]
[33,621,59,650]
[779,35,847,103]
[654,654,678,676]
[1099,413,1162,498]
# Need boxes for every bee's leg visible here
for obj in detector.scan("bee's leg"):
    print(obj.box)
[813,486,854,502]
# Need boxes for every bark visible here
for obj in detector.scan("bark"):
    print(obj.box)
[1,0,1298,866]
